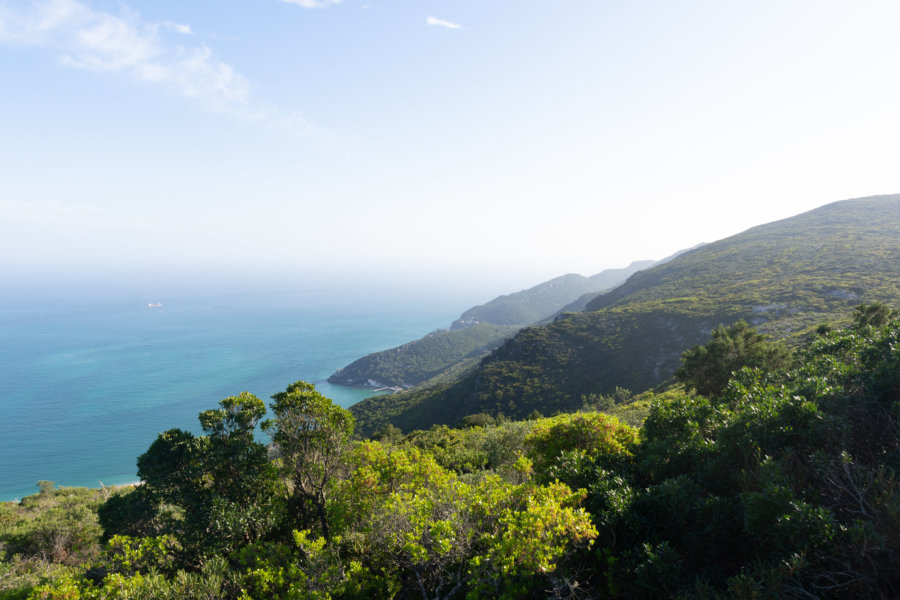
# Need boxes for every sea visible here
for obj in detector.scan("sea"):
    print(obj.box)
[0,281,469,502]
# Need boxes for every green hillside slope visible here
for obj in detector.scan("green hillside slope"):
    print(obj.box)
[327,323,518,387]
[554,252,698,315]
[329,261,652,388]
[541,260,656,315]
[352,194,900,434]
[452,262,653,327]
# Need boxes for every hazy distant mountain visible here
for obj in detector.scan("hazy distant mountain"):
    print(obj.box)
[452,262,655,328]
[351,194,900,435]
[554,250,701,315]
[329,262,654,388]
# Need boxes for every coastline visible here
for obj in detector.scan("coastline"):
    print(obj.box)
[0,291,457,503]
[2,479,142,504]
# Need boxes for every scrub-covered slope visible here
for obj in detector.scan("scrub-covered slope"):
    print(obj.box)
[352,194,900,434]
[329,262,653,388]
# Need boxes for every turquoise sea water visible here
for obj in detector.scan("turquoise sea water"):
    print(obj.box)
[0,287,458,501]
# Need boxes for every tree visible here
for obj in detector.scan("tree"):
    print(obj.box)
[459,413,497,428]
[104,393,284,565]
[853,301,896,328]
[525,412,638,479]
[263,381,355,538]
[197,392,276,504]
[675,320,790,399]
[372,423,404,444]
[331,441,597,600]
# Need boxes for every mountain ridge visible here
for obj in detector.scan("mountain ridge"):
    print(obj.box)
[329,260,656,388]
[453,261,657,328]
[351,194,900,435]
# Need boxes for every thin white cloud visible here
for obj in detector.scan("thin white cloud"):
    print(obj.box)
[282,0,341,8]
[0,0,307,133]
[208,32,240,42]
[426,16,462,30]
[163,22,193,36]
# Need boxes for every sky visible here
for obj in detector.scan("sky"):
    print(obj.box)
[2,0,900,297]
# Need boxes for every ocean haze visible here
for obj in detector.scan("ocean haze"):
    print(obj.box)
[0,263,558,314]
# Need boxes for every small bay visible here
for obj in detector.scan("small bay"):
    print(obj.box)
[0,285,458,501]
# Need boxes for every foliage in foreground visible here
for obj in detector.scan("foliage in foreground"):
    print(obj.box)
[0,484,104,599]
[674,319,790,398]
[6,311,900,598]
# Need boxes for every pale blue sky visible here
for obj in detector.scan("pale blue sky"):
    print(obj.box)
[2,0,900,295]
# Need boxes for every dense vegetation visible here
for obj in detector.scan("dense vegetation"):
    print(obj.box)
[353,195,900,434]
[4,308,899,599]
[328,324,518,387]
[328,262,653,389]
[0,483,105,598]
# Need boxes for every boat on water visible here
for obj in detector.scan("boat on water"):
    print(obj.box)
[147,302,162,308]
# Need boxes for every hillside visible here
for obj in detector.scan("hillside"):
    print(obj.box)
[327,323,518,387]
[352,194,900,434]
[554,248,702,315]
[329,261,652,388]
[453,261,654,327]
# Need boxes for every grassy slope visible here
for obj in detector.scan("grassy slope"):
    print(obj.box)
[352,194,900,435]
